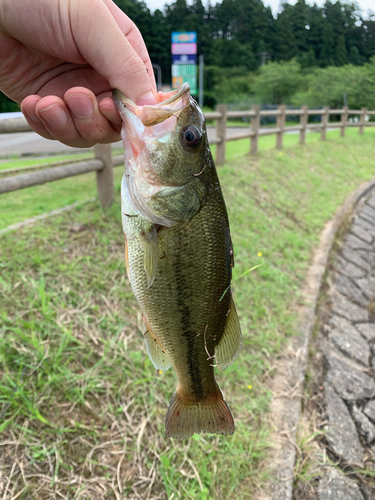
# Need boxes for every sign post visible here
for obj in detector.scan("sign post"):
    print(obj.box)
[171,32,197,94]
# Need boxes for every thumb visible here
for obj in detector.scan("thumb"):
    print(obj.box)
[70,0,156,103]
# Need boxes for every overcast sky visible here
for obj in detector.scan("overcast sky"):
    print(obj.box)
[144,0,375,17]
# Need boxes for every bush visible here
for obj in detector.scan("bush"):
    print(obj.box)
[204,66,254,107]
[293,57,375,109]
[250,59,307,105]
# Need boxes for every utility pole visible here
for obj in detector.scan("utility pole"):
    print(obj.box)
[199,55,204,108]
[260,52,270,66]
[152,64,162,90]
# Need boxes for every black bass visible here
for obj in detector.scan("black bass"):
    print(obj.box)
[113,83,242,439]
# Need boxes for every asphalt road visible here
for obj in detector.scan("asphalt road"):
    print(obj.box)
[0,127,252,158]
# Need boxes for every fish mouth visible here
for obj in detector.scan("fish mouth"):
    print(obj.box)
[113,83,191,127]
[113,83,194,227]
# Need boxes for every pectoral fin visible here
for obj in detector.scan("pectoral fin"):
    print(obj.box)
[144,324,172,371]
[124,236,130,282]
[215,297,242,370]
[148,180,206,224]
[143,225,159,288]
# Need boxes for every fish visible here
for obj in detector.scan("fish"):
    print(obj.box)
[113,83,242,439]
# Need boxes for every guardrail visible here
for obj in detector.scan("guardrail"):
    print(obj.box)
[0,105,373,208]
[205,105,374,165]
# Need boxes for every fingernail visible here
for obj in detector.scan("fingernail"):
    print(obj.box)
[66,94,94,119]
[38,104,68,128]
[136,91,157,106]
[23,102,42,123]
[99,97,115,110]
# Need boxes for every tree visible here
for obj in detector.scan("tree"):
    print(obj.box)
[210,38,256,70]
[110,0,375,90]
[274,6,298,61]
[288,0,310,53]
[293,59,375,110]
[0,93,19,112]
[349,45,361,65]
[335,34,348,66]
[298,48,317,68]
[320,19,335,66]
[362,16,375,59]
[251,59,306,104]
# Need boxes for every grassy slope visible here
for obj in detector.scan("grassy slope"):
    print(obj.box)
[0,128,365,230]
[0,153,93,171]
[1,130,375,499]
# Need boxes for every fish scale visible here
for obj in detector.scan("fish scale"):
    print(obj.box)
[115,83,242,439]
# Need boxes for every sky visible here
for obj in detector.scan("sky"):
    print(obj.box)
[144,0,375,17]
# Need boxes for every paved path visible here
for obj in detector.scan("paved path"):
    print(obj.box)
[0,127,251,157]
[312,191,375,499]
[0,125,308,158]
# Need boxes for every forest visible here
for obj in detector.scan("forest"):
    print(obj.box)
[1,0,375,110]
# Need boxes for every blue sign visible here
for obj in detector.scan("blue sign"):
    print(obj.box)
[171,32,197,44]
[172,54,196,65]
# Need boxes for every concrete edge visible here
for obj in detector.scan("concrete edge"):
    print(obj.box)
[0,198,95,236]
[260,176,375,500]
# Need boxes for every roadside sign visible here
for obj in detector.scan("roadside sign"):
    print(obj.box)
[171,32,197,94]
[171,32,197,44]
[172,43,197,55]
[172,76,183,88]
[172,65,197,94]
[172,54,196,65]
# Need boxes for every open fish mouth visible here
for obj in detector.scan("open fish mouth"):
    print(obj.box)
[113,83,199,227]
[113,82,191,127]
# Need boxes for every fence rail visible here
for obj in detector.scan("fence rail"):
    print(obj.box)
[0,105,373,208]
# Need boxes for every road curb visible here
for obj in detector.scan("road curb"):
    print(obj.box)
[261,175,375,500]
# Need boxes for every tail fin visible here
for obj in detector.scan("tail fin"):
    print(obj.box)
[165,389,235,439]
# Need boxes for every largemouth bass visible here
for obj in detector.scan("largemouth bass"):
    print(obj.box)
[113,83,242,439]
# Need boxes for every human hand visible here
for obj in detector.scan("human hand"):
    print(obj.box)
[0,0,157,147]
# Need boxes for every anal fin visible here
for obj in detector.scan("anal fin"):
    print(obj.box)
[215,296,242,370]
[143,318,172,371]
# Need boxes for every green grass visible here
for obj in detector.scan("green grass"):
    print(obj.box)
[0,127,368,231]
[1,129,375,498]
[0,153,94,171]
[0,149,125,171]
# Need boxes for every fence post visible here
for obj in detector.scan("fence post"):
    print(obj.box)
[299,105,308,145]
[340,106,348,137]
[250,104,260,156]
[359,107,367,135]
[94,143,114,208]
[320,107,329,141]
[215,104,227,165]
[276,105,286,149]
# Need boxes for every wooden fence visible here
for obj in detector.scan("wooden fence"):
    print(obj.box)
[1,105,374,208]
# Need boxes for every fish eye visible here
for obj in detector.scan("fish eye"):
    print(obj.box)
[180,125,202,149]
